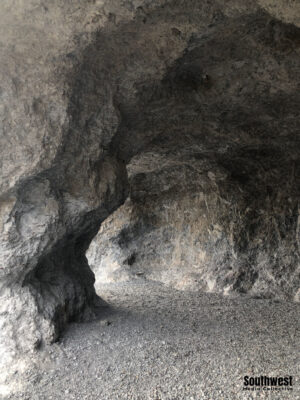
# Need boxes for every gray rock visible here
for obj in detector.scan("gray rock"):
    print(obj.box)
[0,0,299,367]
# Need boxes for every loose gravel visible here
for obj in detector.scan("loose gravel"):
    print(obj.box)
[3,280,300,400]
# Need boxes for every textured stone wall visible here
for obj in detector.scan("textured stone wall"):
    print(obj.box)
[0,0,299,364]
[88,150,300,301]
[88,1,300,302]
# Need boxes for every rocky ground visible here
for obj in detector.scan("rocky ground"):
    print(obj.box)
[3,279,299,400]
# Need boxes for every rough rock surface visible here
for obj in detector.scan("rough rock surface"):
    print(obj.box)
[0,0,299,364]
[87,0,300,301]
[88,147,300,300]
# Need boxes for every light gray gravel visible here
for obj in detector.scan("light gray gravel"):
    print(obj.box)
[4,280,300,400]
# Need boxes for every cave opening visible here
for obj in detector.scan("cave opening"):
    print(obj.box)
[0,1,299,398]
[84,9,300,301]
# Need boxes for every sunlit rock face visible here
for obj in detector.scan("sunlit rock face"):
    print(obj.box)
[0,0,299,362]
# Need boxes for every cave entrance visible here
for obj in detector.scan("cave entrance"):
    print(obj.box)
[85,8,300,302]
[1,0,299,370]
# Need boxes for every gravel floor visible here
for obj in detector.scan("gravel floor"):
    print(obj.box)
[3,280,300,400]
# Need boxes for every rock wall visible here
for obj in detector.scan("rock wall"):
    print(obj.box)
[88,1,300,302]
[0,0,299,362]
[88,149,300,301]
[0,0,192,361]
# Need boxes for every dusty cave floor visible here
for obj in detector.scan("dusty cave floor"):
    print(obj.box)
[3,279,300,400]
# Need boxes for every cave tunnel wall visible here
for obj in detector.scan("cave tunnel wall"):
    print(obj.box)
[0,0,299,363]
[89,148,300,301]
